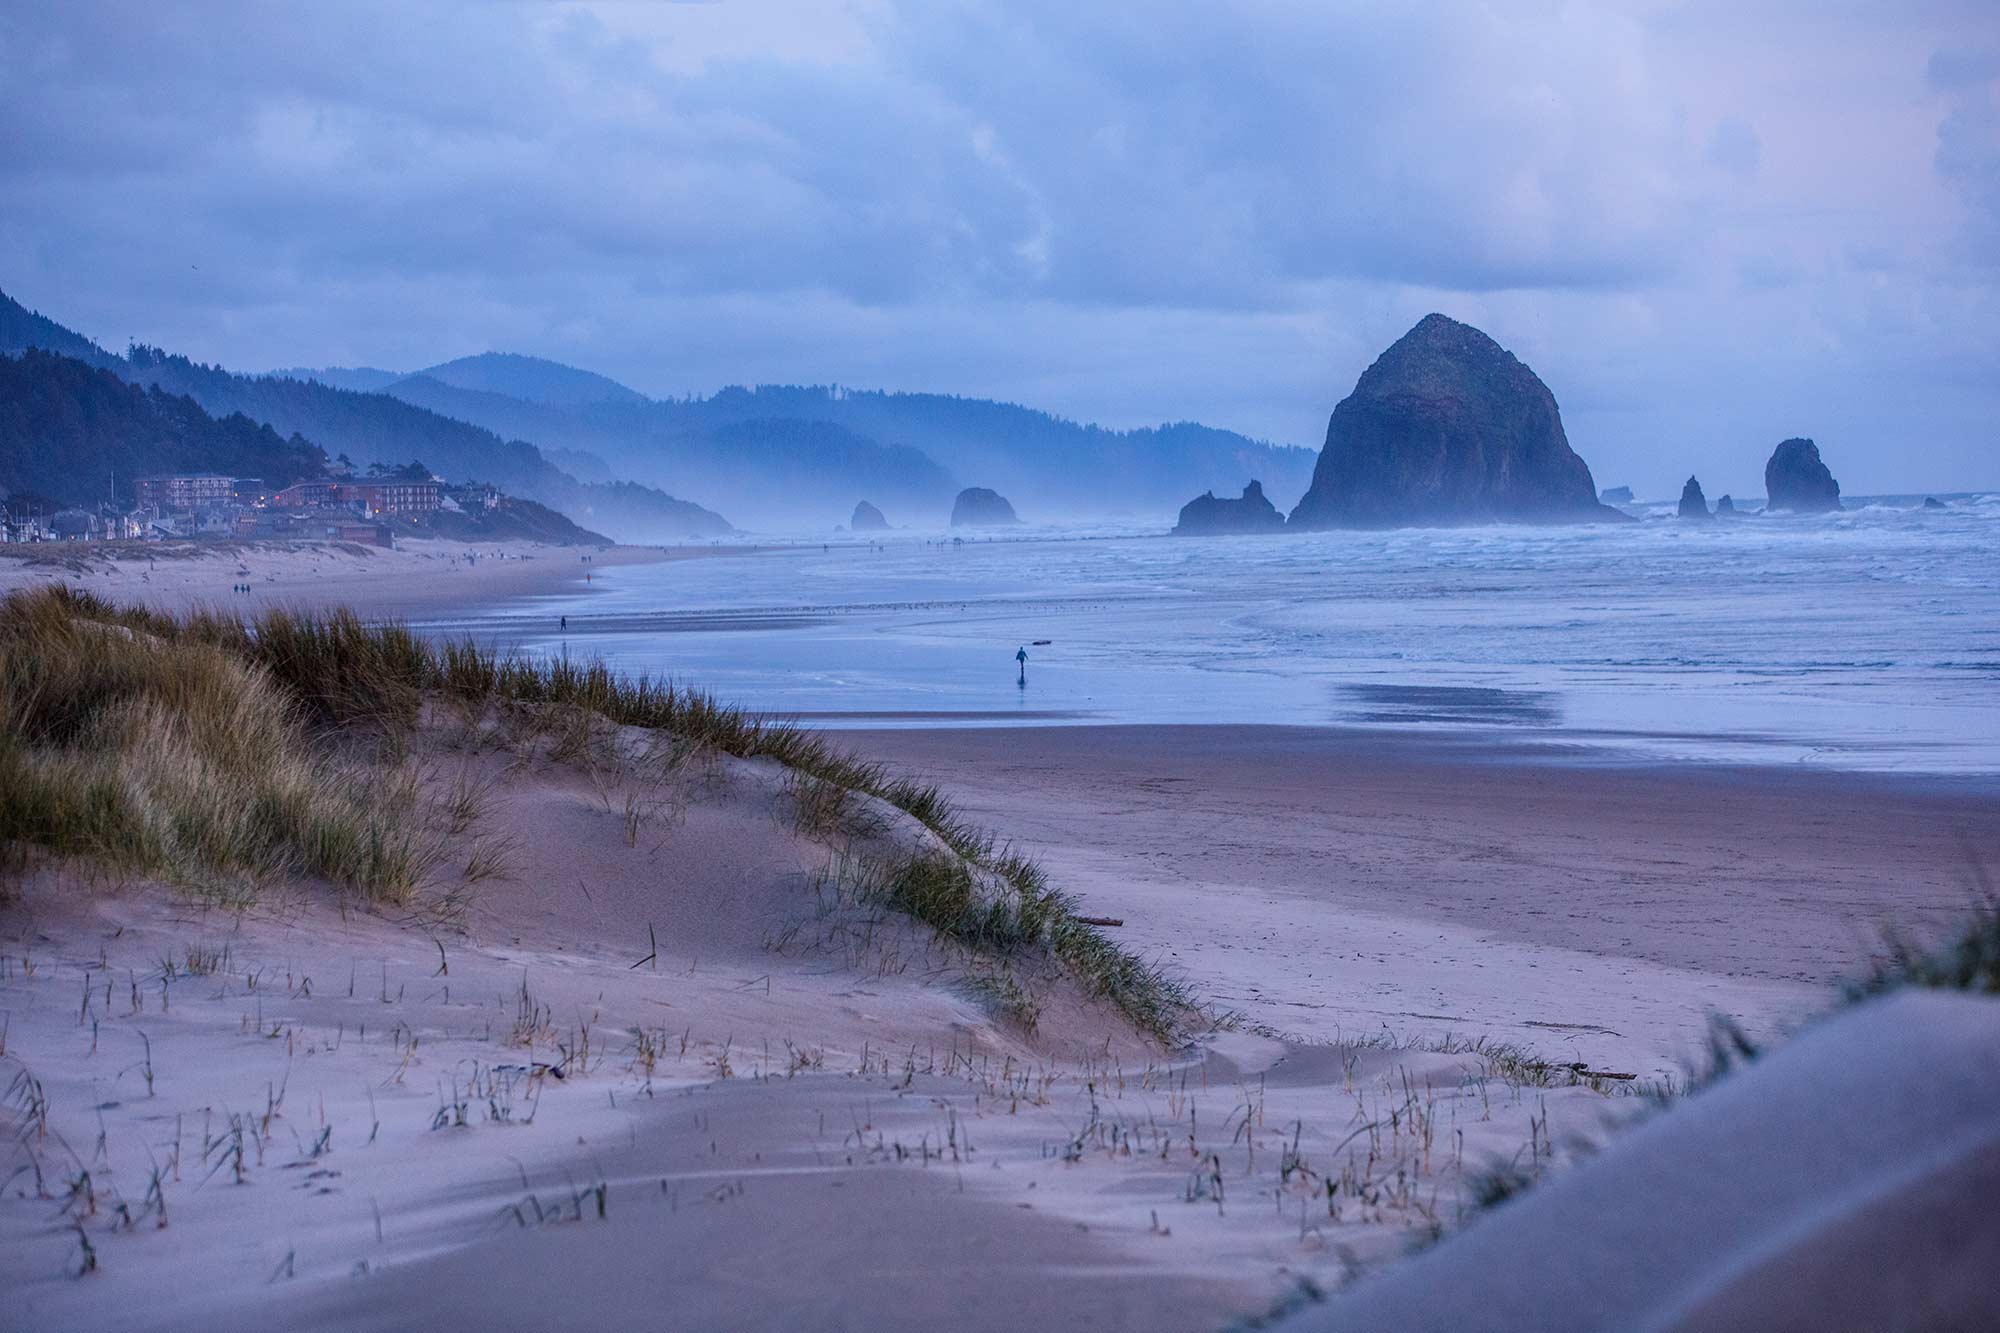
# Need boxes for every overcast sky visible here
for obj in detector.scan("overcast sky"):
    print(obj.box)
[2,2,1995,496]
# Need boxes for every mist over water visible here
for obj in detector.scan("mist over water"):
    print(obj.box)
[426,496,2000,774]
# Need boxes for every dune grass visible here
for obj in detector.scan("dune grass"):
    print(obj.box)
[0,585,1194,1038]
[0,587,435,903]
[1847,889,2000,1000]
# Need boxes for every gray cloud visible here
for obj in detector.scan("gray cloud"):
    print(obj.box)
[0,1,1995,496]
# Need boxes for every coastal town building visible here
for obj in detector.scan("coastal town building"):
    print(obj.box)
[347,478,442,517]
[270,477,442,517]
[452,482,502,512]
[0,513,49,543]
[272,480,341,509]
[135,473,266,510]
[230,508,392,546]
[49,508,101,540]
[10,469,455,548]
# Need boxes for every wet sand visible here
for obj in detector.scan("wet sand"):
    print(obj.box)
[846,724,1999,1075]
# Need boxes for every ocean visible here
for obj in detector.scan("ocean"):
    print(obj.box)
[420,494,2000,774]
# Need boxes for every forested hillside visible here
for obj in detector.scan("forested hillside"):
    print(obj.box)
[287,353,1314,524]
[0,349,325,508]
[0,289,731,539]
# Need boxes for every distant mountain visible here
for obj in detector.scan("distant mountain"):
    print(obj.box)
[0,348,326,509]
[659,385,1318,520]
[8,282,1311,533]
[320,366,1317,524]
[124,348,731,540]
[352,373,958,526]
[412,353,647,407]
[268,365,402,393]
[0,288,731,540]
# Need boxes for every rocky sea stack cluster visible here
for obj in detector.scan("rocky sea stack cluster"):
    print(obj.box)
[850,500,888,531]
[1765,438,1842,512]
[1173,480,1285,535]
[1167,316,1868,539]
[949,486,1019,527]
[1287,314,1620,529]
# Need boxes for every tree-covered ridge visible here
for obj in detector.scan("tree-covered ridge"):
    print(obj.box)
[0,288,731,539]
[0,349,327,508]
[0,293,121,370]
[127,343,581,501]
[366,375,959,524]
[674,384,1318,512]
[4,283,1310,529]
[356,371,1315,522]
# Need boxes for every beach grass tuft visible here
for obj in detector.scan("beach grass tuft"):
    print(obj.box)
[0,588,438,902]
[1847,894,2000,1000]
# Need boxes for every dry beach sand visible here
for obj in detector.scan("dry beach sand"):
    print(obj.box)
[0,539,700,619]
[2,567,1996,1329]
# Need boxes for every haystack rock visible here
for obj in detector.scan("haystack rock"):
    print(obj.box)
[1173,480,1286,535]
[1288,313,1621,528]
[950,487,1018,527]
[1764,438,1841,513]
[1678,476,1712,520]
[850,500,889,531]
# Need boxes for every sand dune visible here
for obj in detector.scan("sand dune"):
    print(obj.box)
[0,707,1627,1329]
[1285,990,2000,1331]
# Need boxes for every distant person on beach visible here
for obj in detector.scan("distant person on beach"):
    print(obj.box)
[1016,645,1028,686]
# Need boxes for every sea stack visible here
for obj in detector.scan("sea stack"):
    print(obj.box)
[1678,476,1712,520]
[1923,496,1947,511]
[1172,480,1286,535]
[1764,438,1841,512]
[1600,485,1634,504]
[950,486,1019,527]
[1288,314,1619,528]
[850,500,889,532]
[1716,494,1740,516]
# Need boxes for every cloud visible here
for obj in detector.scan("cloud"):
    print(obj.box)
[0,1,1995,495]
[1929,46,2000,258]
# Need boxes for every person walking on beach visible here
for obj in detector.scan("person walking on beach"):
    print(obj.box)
[1016,645,1028,686]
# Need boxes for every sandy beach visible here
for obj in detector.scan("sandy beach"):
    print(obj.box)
[846,725,1998,1075]
[3,576,1995,1329]
[0,539,735,620]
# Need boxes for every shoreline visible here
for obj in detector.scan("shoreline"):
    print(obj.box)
[0,539,757,620]
[795,711,2000,790]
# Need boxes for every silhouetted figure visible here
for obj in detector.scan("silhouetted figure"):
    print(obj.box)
[1016,645,1028,686]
